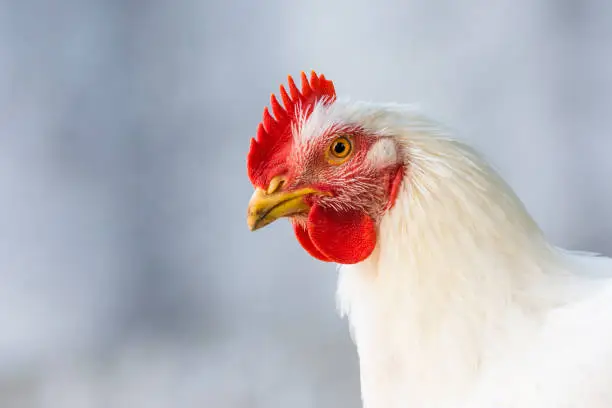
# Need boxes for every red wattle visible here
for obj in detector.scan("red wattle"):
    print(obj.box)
[306,204,377,265]
[293,221,332,262]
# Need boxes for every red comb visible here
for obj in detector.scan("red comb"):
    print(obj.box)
[247,70,336,188]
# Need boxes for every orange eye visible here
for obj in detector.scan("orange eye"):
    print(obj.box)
[328,136,352,163]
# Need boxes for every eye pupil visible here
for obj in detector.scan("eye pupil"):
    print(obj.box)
[334,142,346,154]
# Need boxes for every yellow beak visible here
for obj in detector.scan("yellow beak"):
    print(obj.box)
[247,177,326,231]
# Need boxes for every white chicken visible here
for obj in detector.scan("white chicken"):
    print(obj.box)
[246,71,612,408]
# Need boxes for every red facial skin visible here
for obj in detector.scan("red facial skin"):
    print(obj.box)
[279,128,404,264]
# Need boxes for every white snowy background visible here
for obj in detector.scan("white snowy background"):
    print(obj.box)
[0,0,611,407]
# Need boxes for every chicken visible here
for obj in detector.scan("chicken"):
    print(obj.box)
[245,71,612,408]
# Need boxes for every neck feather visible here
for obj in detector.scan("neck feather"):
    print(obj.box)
[335,132,577,406]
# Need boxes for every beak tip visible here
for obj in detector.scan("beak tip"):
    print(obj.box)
[247,216,261,232]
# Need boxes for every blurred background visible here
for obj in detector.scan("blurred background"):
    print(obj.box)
[1,0,611,407]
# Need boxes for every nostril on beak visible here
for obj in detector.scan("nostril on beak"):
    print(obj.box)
[266,176,286,195]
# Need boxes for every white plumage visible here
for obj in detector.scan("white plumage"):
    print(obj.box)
[304,100,612,408]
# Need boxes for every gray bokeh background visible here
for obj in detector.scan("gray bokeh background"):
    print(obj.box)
[1,1,611,407]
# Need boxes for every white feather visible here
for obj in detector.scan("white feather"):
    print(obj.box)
[300,101,612,408]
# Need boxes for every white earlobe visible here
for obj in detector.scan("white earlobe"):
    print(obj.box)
[366,138,397,168]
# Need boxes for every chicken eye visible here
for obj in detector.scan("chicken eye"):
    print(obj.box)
[328,136,352,163]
